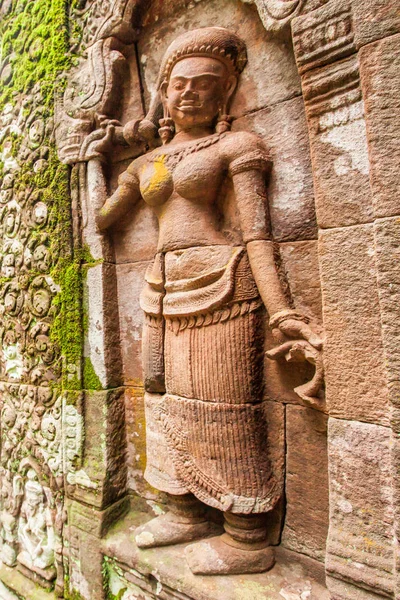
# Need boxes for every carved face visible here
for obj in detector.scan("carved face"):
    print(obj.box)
[162,56,237,131]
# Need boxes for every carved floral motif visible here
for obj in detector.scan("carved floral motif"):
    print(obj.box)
[0,8,81,591]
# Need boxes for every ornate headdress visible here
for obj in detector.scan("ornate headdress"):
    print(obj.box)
[123,27,248,146]
[157,27,247,89]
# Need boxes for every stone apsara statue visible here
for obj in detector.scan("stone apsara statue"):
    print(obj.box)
[86,27,322,575]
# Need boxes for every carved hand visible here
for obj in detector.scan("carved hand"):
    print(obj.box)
[276,317,322,350]
[266,310,325,409]
[78,120,119,163]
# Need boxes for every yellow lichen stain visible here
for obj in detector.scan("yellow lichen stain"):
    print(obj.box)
[234,580,276,599]
[140,155,169,195]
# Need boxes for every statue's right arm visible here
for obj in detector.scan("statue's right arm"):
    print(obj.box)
[95,167,141,231]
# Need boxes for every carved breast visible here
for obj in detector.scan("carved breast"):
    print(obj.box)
[139,139,224,207]
[173,151,221,200]
[139,157,174,207]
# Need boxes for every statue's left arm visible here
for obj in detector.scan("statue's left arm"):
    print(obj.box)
[226,132,322,350]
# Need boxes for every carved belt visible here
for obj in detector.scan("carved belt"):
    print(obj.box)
[140,245,261,318]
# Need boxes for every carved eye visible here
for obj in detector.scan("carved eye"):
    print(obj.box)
[172,81,185,91]
[196,80,212,91]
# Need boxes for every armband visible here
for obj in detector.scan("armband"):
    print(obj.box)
[229,150,271,177]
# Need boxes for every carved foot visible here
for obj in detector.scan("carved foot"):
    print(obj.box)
[185,533,275,575]
[135,512,218,549]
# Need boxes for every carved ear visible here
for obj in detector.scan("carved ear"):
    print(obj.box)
[160,80,169,102]
[224,74,238,107]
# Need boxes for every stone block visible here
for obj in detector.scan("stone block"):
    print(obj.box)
[282,405,329,562]
[326,419,394,598]
[319,225,389,425]
[301,55,373,228]
[374,217,400,397]
[67,496,130,539]
[359,34,400,219]
[72,388,127,509]
[125,387,146,494]
[264,240,324,407]
[83,262,123,389]
[66,521,107,600]
[292,0,355,75]
[116,260,150,386]
[326,575,393,600]
[280,240,323,322]
[138,0,301,119]
[0,563,57,600]
[353,0,400,49]
[102,510,330,600]
[124,386,164,504]
[233,97,317,242]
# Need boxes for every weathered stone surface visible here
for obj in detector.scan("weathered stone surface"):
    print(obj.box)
[0,563,57,600]
[83,262,123,389]
[73,389,127,509]
[319,225,389,424]
[292,0,355,75]
[244,0,329,34]
[264,240,323,406]
[124,386,165,503]
[111,199,158,264]
[359,34,400,219]
[102,510,330,600]
[233,97,317,242]
[263,401,285,545]
[280,240,322,322]
[66,498,130,600]
[374,217,400,393]
[83,161,114,263]
[301,56,373,229]
[353,0,400,49]
[282,405,329,562]
[326,419,394,598]
[373,216,400,598]
[138,0,301,119]
[326,575,393,600]
[116,261,150,386]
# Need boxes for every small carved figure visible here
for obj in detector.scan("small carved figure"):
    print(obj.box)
[0,469,23,567]
[85,27,322,575]
[17,468,55,578]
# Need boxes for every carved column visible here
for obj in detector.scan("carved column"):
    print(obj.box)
[293,1,399,598]
[55,11,139,598]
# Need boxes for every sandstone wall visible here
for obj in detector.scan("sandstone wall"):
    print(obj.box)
[0,0,398,598]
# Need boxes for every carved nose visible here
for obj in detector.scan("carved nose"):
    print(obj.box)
[182,86,197,98]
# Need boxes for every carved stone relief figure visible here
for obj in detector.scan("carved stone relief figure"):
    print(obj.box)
[0,469,23,567]
[17,468,56,582]
[82,27,323,575]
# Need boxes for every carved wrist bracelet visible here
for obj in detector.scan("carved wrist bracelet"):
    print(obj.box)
[269,310,310,329]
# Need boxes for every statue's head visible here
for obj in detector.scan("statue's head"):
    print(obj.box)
[25,469,44,509]
[157,27,247,142]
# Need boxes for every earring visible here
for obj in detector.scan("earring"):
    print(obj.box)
[216,104,233,134]
[159,105,174,144]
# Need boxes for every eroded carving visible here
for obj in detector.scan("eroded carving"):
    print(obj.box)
[75,26,323,575]
[0,80,82,591]
[17,467,56,582]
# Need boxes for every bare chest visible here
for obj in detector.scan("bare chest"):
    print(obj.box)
[138,139,225,207]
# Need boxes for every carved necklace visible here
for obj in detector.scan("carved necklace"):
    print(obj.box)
[148,132,227,170]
